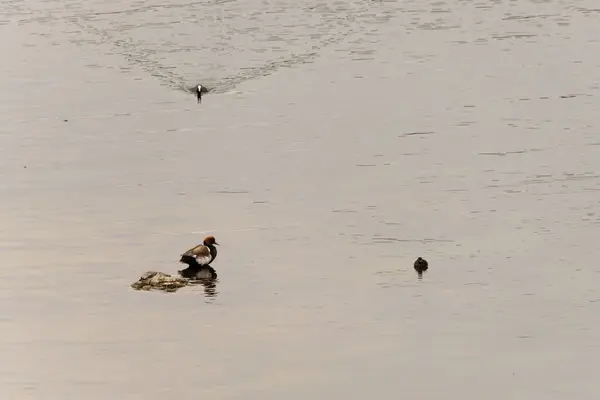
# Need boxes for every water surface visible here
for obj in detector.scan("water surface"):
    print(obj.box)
[2,0,600,398]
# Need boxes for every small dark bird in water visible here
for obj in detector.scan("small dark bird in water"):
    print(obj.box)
[414,257,429,278]
[178,235,219,279]
[195,84,209,103]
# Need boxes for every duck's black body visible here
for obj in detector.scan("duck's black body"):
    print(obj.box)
[195,84,209,103]
[414,257,429,278]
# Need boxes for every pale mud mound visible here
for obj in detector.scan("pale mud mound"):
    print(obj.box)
[131,271,188,293]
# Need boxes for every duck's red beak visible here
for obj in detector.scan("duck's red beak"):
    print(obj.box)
[214,242,219,246]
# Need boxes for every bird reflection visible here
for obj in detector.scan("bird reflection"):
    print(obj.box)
[188,278,219,298]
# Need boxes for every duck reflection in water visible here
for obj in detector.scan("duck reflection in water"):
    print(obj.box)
[188,278,218,298]
[178,255,219,297]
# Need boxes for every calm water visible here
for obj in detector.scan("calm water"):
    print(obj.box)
[2,0,600,398]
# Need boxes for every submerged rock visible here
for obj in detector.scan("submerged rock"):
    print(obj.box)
[131,271,189,292]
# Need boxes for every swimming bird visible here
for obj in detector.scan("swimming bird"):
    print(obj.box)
[414,257,429,278]
[195,84,209,103]
[178,236,219,279]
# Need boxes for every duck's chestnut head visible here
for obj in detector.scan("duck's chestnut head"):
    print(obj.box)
[203,236,219,246]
